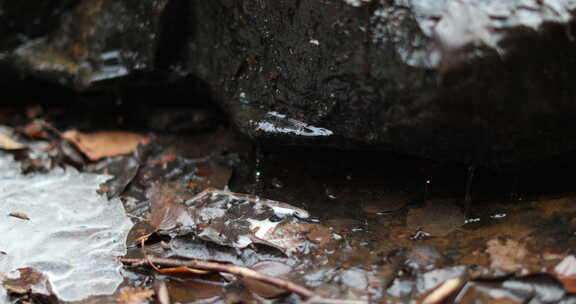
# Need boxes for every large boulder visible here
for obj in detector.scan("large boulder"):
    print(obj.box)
[2,0,576,165]
[186,0,576,164]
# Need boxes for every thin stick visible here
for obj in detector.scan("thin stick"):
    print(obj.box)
[120,256,367,304]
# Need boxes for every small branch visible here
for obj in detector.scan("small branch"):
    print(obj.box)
[120,256,367,304]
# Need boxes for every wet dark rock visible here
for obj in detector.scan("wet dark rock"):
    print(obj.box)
[186,0,576,164]
[3,0,576,164]
[0,0,170,89]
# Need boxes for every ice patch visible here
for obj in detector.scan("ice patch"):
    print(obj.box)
[0,154,132,302]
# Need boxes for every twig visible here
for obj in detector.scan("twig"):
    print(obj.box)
[120,256,367,304]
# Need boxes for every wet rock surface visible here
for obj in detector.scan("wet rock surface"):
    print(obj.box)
[0,0,170,88]
[2,0,576,164]
[186,0,576,164]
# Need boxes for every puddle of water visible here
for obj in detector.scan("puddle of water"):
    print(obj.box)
[231,146,576,273]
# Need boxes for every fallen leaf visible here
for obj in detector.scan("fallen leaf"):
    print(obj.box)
[117,288,154,304]
[486,239,538,273]
[554,255,576,292]
[165,278,224,303]
[0,127,24,150]
[62,130,151,160]
[151,187,312,255]
[3,268,53,297]
[189,189,311,254]
[19,120,49,139]
[148,183,196,232]
[190,163,233,192]
[555,255,576,277]
[8,212,30,221]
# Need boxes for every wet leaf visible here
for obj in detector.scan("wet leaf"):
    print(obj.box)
[3,268,53,297]
[62,130,151,160]
[98,155,141,198]
[187,189,311,254]
[126,221,156,247]
[150,186,312,254]
[116,288,154,304]
[555,256,576,277]
[555,256,576,292]
[18,120,49,139]
[0,154,132,301]
[165,278,223,303]
[190,163,232,192]
[149,183,196,232]
[486,239,538,273]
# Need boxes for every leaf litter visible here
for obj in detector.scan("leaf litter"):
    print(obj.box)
[3,105,576,304]
[62,130,151,161]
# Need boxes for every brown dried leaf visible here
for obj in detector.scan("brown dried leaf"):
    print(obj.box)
[149,183,195,232]
[116,288,155,304]
[190,163,233,192]
[189,189,311,254]
[0,130,24,150]
[8,212,30,221]
[3,268,53,297]
[554,255,576,293]
[19,120,49,139]
[62,130,151,160]
[486,239,537,273]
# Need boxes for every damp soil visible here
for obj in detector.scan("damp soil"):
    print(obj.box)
[2,89,576,303]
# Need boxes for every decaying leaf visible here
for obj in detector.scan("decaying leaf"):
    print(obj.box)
[3,268,53,297]
[19,120,49,139]
[188,189,311,254]
[149,183,196,232]
[555,255,576,277]
[555,255,576,293]
[62,130,151,160]
[191,163,233,191]
[486,239,537,273]
[150,186,313,255]
[0,127,24,150]
[117,288,155,304]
